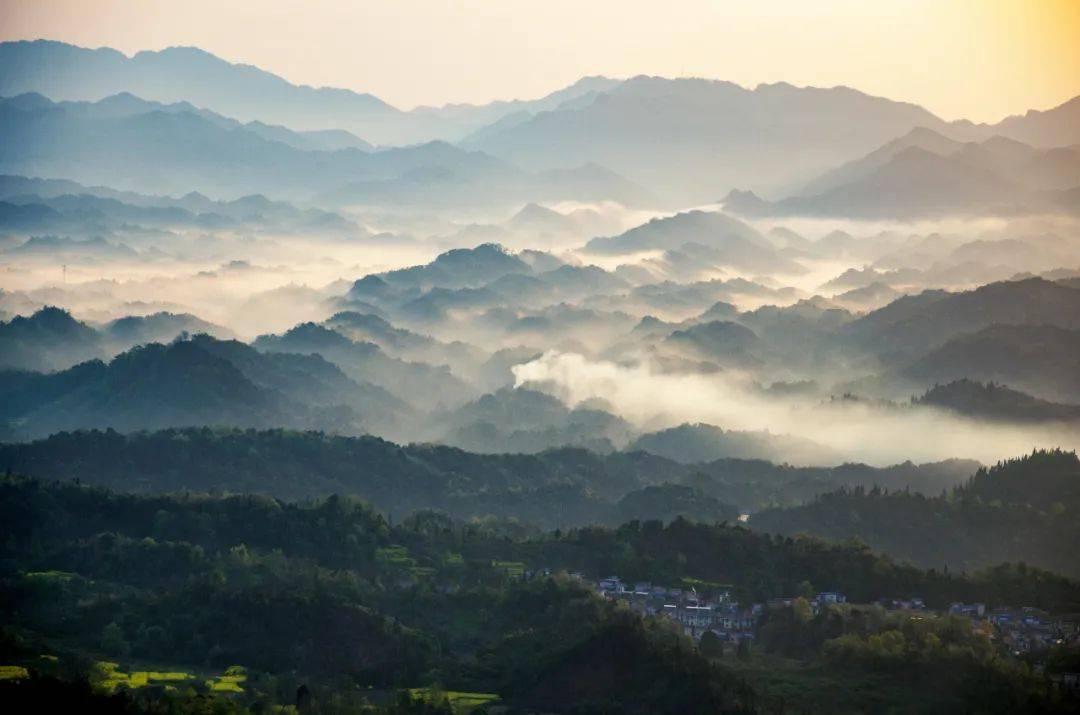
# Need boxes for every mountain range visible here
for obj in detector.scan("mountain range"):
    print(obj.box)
[5,40,1078,206]
[471,79,1080,203]
[0,40,617,145]
[466,76,953,202]
[0,306,238,371]
[0,92,649,206]
[0,330,410,440]
[841,277,1080,363]
[0,174,360,241]
[724,129,1080,218]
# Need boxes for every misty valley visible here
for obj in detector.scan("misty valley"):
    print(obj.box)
[1,34,1080,715]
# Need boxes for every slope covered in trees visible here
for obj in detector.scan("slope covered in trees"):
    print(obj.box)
[0,427,976,527]
[752,450,1080,576]
[0,335,409,440]
[916,379,1080,422]
[2,474,1077,713]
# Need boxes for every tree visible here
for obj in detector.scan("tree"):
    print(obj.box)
[101,622,129,656]
[699,630,724,659]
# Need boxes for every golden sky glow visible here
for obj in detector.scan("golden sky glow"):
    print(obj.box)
[1,0,1077,121]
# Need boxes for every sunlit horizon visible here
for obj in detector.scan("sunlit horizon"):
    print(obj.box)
[1,0,1077,122]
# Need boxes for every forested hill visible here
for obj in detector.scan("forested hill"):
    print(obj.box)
[4,474,1079,612]
[961,449,1080,509]
[3,473,1079,712]
[752,449,1080,576]
[0,427,974,527]
[916,379,1080,422]
[4,473,1080,711]
[0,474,745,713]
[9,431,1075,578]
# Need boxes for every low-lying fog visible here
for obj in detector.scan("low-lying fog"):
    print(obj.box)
[513,350,1080,466]
[3,197,1079,467]
[6,203,1079,337]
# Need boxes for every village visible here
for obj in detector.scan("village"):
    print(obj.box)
[574,574,1080,664]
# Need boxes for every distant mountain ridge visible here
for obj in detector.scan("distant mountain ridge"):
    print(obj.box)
[0,40,407,139]
[466,76,954,202]
[0,173,360,237]
[584,210,803,273]
[0,306,103,371]
[0,332,409,440]
[904,325,1080,402]
[6,39,1077,205]
[629,422,840,465]
[842,277,1080,362]
[724,128,1080,218]
[0,90,369,152]
[0,40,619,145]
[0,93,649,206]
[916,379,1080,423]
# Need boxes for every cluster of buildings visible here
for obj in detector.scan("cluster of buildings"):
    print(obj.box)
[767,591,847,612]
[875,597,926,611]
[945,602,1080,653]
[592,576,1080,663]
[594,576,849,645]
[948,601,986,618]
[987,607,1077,655]
[940,602,1080,656]
[580,573,1080,696]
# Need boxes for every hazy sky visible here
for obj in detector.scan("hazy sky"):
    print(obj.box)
[2,0,1077,121]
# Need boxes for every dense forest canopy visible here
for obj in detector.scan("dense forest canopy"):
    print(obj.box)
[3,473,1079,712]
[0,427,979,527]
[752,449,1080,576]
